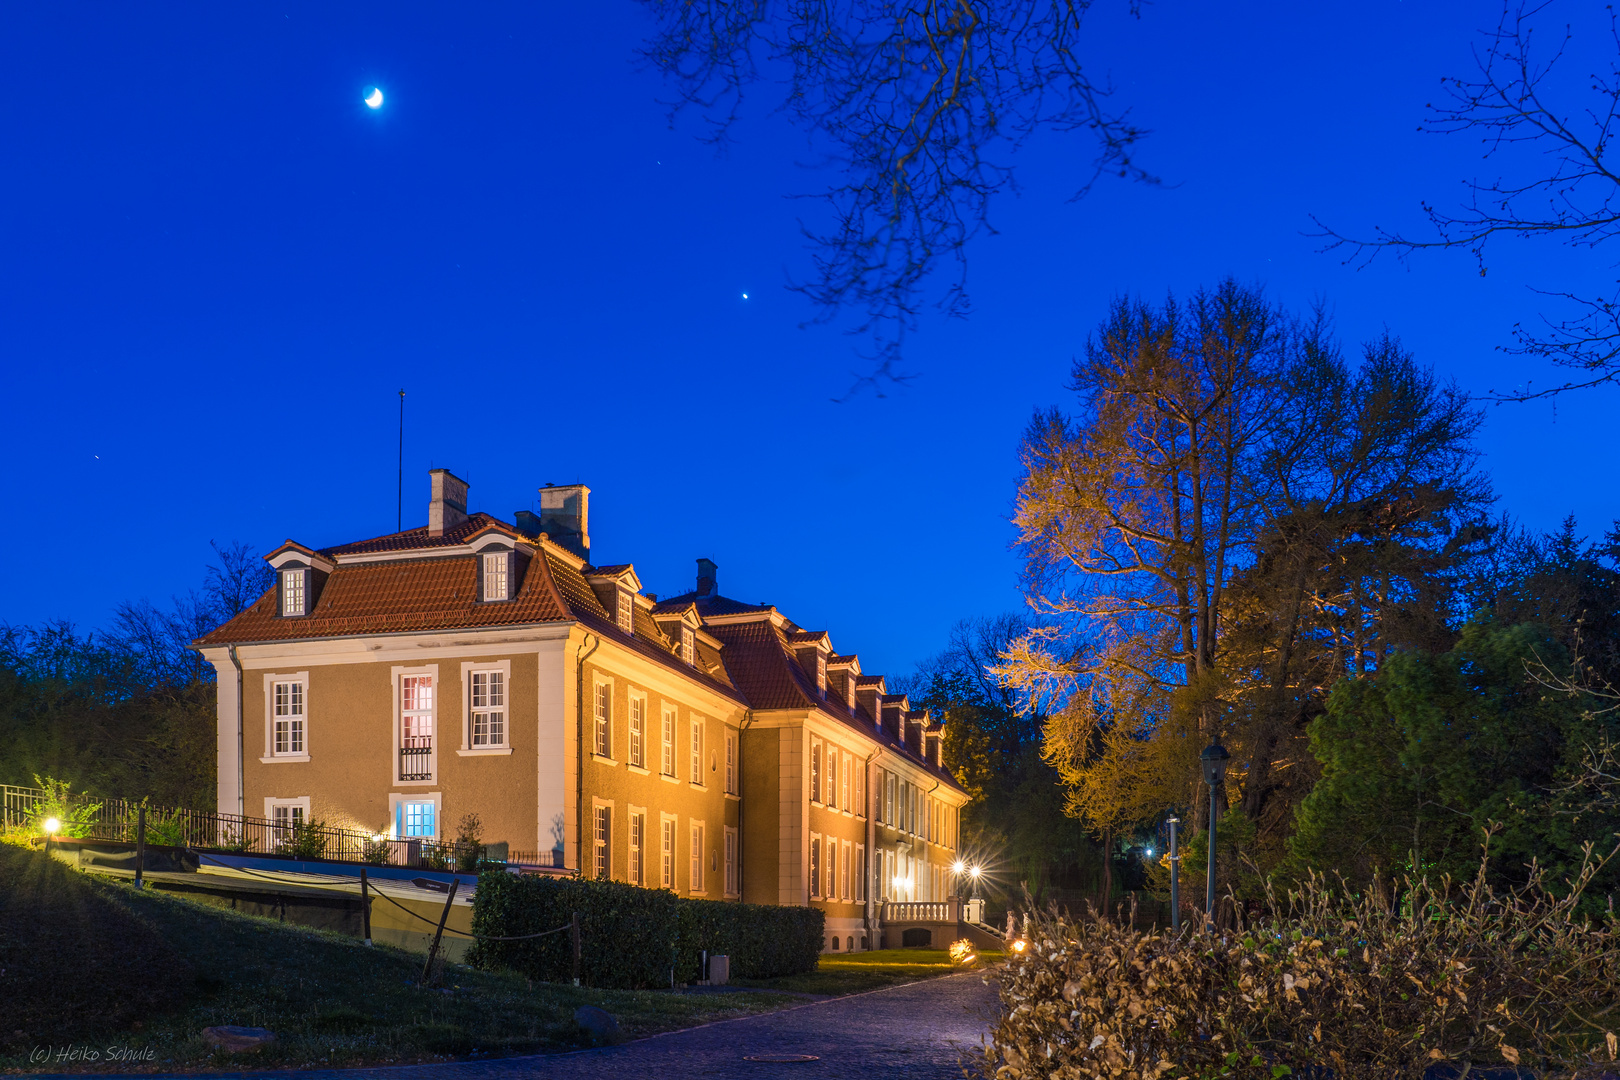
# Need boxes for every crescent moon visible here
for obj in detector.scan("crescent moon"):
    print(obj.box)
[365,88,383,109]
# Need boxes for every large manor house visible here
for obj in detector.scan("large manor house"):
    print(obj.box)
[196,470,968,951]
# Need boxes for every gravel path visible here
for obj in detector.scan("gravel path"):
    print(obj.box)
[107,972,999,1080]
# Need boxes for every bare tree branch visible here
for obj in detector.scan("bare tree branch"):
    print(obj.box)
[1311,1,1620,400]
[638,0,1155,395]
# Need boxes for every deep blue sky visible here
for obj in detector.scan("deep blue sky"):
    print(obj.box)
[2,3,1614,677]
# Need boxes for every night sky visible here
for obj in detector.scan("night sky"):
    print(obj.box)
[2,3,1614,676]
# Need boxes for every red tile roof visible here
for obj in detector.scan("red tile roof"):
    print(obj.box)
[321,514,513,555]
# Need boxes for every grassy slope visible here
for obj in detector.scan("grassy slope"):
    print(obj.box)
[0,846,803,1072]
[0,846,975,1072]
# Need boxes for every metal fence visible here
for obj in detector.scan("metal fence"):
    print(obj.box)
[2,783,558,870]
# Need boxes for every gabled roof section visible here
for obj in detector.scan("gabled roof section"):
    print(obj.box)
[698,597,962,792]
[657,590,776,618]
[196,548,571,645]
[321,513,507,556]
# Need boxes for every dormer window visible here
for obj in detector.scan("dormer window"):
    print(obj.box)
[680,625,695,665]
[280,569,307,617]
[816,652,827,693]
[616,587,633,634]
[481,551,510,602]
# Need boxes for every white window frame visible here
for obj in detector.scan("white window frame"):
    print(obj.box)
[825,745,838,811]
[724,729,738,795]
[388,791,442,840]
[660,812,678,890]
[592,677,615,762]
[841,752,852,813]
[263,796,310,842]
[391,665,439,786]
[628,806,646,887]
[841,839,852,901]
[855,843,867,902]
[724,825,739,897]
[660,704,677,777]
[689,715,705,786]
[627,690,647,770]
[482,551,511,602]
[459,659,513,755]
[809,737,822,804]
[855,762,865,819]
[809,830,822,899]
[680,625,695,665]
[616,587,634,634]
[689,820,706,894]
[280,568,307,617]
[260,672,310,763]
[592,799,613,880]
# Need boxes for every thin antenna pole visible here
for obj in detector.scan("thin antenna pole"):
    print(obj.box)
[397,389,406,532]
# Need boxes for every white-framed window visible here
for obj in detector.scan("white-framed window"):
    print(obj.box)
[265,796,310,843]
[841,752,852,812]
[628,692,646,768]
[816,652,827,692]
[616,587,633,634]
[661,813,677,890]
[661,704,676,776]
[272,680,305,756]
[690,821,705,893]
[387,792,440,839]
[680,625,695,665]
[809,831,821,898]
[469,669,506,747]
[399,672,435,782]
[883,848,895,900]
[855,843,867,902]
[855,762,865,819]
[629,809,646,886]
[825,745,838,811]
[482,551,510,601]
[725,729,737,795]
[280,568,306,616]
[593,802,612,880]
[724,825,738,896]
[841,840,852,901]
[810,738,822,803]
[593,680,612,759]
[885,773,896,826]
[689,716,705,784]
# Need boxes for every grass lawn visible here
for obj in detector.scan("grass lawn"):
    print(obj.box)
[0,844,808,1073]
[732,947,1001,996]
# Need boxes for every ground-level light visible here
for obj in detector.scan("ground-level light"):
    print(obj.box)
[43,817,60,835]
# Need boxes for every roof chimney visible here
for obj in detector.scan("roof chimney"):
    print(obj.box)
[696,558,718,598]
[513,510,542,539]
[539,484,590,560]
[428,469,469,537]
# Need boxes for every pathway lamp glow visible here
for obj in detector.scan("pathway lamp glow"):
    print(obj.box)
[1200,742,1230,932]
[43,817,61,835]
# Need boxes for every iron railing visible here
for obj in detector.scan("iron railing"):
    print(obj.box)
[2,783,559,870]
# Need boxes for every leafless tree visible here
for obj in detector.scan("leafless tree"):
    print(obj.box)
[638,0,1155,395]
[1314,1,1620,400]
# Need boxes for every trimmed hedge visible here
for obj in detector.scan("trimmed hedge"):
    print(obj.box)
[467,872,823,988]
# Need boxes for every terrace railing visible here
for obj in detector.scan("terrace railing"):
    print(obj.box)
[2,783,561,871]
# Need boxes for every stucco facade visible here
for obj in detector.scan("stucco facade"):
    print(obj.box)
[196,470,967,950]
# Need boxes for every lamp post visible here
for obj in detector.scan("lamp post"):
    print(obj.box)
[1200,742,1230,933]
[1167,816,1180,933]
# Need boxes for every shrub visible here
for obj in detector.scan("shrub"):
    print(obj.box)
[468,872,823,988]
[454,813,487,873]
[277,818,329,860]
[984,841,1620,1080]
[678,896,824,980]
[361,835,393,865]
[28,775,102,838]
[143,808,189,847]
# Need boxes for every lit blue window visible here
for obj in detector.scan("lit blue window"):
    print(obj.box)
[399,800,435,838]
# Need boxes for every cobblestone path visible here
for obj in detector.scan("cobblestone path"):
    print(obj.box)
[128,972,998,1080]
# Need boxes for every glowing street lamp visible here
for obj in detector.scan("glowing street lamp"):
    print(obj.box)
[42,817,61,835]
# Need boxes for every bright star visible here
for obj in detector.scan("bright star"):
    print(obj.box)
[742,292,749,299]
[365,87,383,109]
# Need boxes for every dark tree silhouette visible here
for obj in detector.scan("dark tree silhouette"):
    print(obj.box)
[638,0,1156,395]
[1315,2,1620,400]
